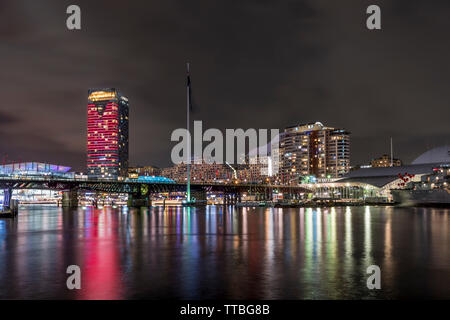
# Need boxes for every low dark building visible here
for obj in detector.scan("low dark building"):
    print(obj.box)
[371,154,402,168]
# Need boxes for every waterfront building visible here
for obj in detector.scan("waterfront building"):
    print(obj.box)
[0,162,74,204]
[161,162,234,183]
[235,159,275,184]
[311,145,450,202]
[161,158,275,184]
[411,145,450,164]
[280,122,350,184]
[0,162,72,178]
[128,165,162,178]
[371,154,402,167]
[87,88,129,180]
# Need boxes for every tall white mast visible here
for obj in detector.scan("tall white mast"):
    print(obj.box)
[390,137,393,167]
[186,63,191,202]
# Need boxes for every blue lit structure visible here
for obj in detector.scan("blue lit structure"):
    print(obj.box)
[135,176,175,184]
[0,162,73,178]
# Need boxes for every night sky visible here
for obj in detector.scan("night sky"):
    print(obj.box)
[1,0,449,171]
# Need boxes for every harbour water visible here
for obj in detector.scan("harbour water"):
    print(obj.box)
[0,205,448,299]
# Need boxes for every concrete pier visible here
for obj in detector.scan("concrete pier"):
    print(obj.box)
[127,193,151,207]
[191,190,207,203]
[3,188,12,208]
[62,190,78,208]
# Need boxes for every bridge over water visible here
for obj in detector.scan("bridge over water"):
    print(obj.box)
[0,176,311,208]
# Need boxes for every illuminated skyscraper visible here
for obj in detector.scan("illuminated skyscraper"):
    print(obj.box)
[280,122,350,183]
[87,88,129,179]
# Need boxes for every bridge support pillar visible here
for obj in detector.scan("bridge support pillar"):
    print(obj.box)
[3,188,13,208]
[223,193,229,206]
[62,190,78,208]
[191,190,207,203]
[127,193,150,208]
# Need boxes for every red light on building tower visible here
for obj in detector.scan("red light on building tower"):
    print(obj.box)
[87,88,128,180]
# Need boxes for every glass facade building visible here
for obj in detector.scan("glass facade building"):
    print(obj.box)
[0,162,72,178]
[87,88,129,180]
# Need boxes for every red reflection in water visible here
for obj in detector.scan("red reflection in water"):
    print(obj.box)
[78,209,123,300]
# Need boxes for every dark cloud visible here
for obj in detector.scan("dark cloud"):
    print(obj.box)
[0,129,84,167]
[0,0,449,171]
[0,111,19,125]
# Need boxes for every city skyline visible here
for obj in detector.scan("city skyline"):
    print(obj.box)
[1,1,449,172]
[1,1,450,304]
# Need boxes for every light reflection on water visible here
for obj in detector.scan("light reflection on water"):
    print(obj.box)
[0,205,449,299]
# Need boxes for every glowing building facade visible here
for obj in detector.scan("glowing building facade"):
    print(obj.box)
[0,162,72,177]
[87,88,129,179]
[280,122,350,183]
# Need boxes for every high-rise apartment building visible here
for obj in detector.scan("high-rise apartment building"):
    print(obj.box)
[280,122,350,183]
[87,88,129,179]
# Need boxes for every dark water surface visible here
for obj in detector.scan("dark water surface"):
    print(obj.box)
[0,206,448,299]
